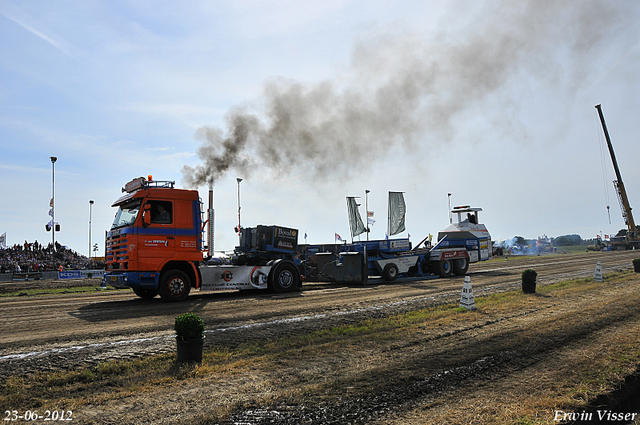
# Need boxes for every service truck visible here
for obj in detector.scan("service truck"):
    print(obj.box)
[103,177,492,301]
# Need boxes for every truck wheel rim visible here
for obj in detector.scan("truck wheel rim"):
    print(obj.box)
[169,277,186,295]
[278,270,293,288]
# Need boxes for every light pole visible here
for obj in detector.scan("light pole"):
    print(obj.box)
[236,177,243,244]
[448,193,452,224]
[365,189,370,241]
[50,157,57,252]
[89,200,94,264]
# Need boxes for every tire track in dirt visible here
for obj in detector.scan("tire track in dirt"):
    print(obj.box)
[0,251,636,379]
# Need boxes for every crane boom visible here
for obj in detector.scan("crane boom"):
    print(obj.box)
[595,104,638,248]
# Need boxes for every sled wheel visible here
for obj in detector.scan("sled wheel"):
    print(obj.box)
[383,263,399,281]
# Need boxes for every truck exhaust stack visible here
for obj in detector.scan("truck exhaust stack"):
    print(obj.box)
[208,186,214,257]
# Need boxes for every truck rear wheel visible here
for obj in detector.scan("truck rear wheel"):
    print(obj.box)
[269,262,299,293]
[436,260,452,278]
[159,270,191,302]
[383,263,399,281]
[452,257,469,276]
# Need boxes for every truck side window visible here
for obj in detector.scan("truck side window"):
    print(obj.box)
[149,201,172,224]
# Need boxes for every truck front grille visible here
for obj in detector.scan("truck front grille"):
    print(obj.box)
[107,233,129,270]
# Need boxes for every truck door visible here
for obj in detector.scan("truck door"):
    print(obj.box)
[173,199,198,252]
[140,200,175,261]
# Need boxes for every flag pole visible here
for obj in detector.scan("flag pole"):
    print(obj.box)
[387,191,390,238]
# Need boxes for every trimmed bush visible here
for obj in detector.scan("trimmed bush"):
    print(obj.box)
[633,259,640,273]
[174,312,205,340]
[522,269,537,294]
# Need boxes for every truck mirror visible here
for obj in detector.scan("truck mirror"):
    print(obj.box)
[143,204,151,227]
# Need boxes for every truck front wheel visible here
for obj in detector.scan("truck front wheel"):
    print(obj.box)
[159,270,191,302]
[269,262,299,293]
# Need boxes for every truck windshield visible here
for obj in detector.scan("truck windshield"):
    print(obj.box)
[111,199,142,229]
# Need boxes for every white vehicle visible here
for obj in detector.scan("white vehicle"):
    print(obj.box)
[437,206,492,263]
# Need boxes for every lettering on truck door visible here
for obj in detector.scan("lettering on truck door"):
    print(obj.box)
[141,200,175,259]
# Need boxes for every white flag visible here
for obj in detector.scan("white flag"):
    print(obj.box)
[346,197,366,238]
[388,191,406,236]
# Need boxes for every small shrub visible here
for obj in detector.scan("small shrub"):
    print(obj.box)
[633,259,640,273]
[521,269,537,294]
[522,269,537,283]
[174,312,205,340]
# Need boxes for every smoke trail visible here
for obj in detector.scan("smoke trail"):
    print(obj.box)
[182,0,638,187]
[182,112,259,188]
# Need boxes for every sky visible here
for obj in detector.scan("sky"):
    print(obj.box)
[1,0,640,257]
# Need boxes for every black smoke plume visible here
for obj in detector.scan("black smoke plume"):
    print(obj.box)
[182,0,638,188]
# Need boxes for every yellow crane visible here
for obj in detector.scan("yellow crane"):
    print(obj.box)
[595,104,639,250]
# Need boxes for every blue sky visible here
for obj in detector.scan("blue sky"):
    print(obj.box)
[1,0,639,257]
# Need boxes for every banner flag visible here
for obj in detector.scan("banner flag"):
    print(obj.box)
[346,197,366,238]
[0,232,6,249]
[335,233,343,242]
[388,191,406,236]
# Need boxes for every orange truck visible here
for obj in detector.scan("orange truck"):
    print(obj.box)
[103,177,302,301]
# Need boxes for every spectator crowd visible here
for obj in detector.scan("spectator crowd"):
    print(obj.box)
[0,240,103,273]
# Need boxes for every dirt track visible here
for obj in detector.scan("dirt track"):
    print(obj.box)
[0,251,636,375]
[2,250,640,423]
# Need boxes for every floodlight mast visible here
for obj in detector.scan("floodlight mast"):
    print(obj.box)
[89,200,94,260]
[50,156,57,252]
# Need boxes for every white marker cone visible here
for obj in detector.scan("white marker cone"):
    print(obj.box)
[460,275,476,310]
[594,260,603,282]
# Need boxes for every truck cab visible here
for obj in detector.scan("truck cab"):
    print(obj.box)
[104,177,205,301]
[437,206,492,263]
